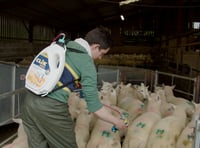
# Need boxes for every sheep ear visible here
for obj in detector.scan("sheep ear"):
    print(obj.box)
[133,84,137,89]
[172,85,176,89]
[170,103,176,110]
[126,83,132,87]
[112,81,118,88]
[147,92,152,101]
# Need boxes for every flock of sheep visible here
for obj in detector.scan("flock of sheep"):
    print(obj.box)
[3,81,200,148]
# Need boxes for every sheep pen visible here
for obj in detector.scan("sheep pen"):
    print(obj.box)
[0,63,200,148]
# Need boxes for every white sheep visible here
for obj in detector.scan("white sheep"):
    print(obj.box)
[75,99,95,148]
[154,86,176,117]
[122,92,162,148]
[116,83,149,104]
[86,105,128,148]
[163,85,193,107]
[118,96,145,122]
[68,92,82,120]
[100,80,117,92]
[146,103,191,148]
[99,87,118,105]
[176,102,200,148]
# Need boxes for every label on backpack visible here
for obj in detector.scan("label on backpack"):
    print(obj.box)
[26,53,50,88]
[34,53,50,71]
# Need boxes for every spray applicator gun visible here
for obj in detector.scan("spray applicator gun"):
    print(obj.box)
[102,104,129,133]
[111,114,129,133]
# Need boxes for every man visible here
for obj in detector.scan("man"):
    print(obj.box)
[22,26,127,148]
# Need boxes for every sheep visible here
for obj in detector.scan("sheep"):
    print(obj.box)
[176,102,200,148]
[154,86,176,117]
[68,92,82,120]
[116,83,134,103]
[122,92,163,148]
[116,83,149,121]
[116,83,149,104]
[156,85,195,120]
[99,86,118,106]
[75,99,95,148]
[163,85,193,107]
[86,105,128,148]
[118,96,145,122]
[100,80,118,92]
[134,83,150,102]
[146,102,192,148]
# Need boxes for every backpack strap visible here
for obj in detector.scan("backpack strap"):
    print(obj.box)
[51,78,80,93]
[50,47,86,93]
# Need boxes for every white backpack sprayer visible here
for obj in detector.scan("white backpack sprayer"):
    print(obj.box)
[25,33,66,96]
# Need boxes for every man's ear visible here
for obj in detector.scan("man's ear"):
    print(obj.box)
[91,43,100,50]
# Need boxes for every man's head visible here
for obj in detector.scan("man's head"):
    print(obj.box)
[85,26,112,59]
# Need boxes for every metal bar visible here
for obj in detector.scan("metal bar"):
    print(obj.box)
[157,71,196,81]
[0,114,23,127]
[193,115,200,148]
[173,89,194,97]
[0,132,17,147]
[156,70,197,101]
[0,88,26,100]
[11,64,16,119]
[144,70,147,86]
[125,79,146,82]
[154,70,158,89]
[195,75,200,103]
[171,75,174,85]
[0,119,14,126]
[97,70,119,75]
[116,69,120,84]
[193,77,197,102]
[150,70,155,92]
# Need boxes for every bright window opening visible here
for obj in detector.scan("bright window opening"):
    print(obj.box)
[192,22,200,29]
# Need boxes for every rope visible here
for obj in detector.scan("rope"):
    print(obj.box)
[103,104,122,117]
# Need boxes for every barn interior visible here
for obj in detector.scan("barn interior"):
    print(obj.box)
[1,0,200,147]
[0,0,200,76]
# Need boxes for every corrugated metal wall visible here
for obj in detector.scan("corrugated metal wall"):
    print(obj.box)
[0,16,28,40]
[0,16,63,63]
[0,16,55,42]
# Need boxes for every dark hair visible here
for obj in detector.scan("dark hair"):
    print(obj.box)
[84,26,112,49]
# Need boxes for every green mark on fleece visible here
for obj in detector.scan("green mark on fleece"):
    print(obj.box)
[122,112,129,118]
[136,122,146,128]
[187,134,193,140]
[102,131,112,138]
[155,129,165,138]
